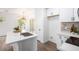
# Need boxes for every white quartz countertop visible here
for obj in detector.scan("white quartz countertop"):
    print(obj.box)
[59,43,79,51]
[6,32,37,44]
[58,31,79,38]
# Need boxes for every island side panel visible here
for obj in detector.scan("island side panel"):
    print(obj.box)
[18,37,37,51]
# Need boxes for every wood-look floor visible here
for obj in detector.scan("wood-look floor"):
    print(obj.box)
[37,40,57,51]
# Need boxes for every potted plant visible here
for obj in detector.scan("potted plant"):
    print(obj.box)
[18,17,26,32]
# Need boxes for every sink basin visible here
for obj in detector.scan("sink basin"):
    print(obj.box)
[21,32,33,37]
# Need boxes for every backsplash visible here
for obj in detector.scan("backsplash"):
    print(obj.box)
[61,22,79,32]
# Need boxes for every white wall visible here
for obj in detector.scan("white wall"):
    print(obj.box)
[35,8,44,43]
[35,8,49,43]
[43,9,49,42]
[0,8,35,36]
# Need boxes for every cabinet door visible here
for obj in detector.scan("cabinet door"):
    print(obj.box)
[47,8,59,16]
[60,8,73,22]
[74,8,79,21]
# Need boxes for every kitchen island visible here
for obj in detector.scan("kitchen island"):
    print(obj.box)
[6,32,37,51]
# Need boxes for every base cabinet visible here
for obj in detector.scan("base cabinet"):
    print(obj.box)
[10,37,37,51]
[58,34,69,49]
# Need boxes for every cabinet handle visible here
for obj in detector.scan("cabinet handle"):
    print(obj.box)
[39,29,41,31]
[77,8,79,17]
[64,37,67,38]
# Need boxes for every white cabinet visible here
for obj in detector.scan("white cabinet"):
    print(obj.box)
[74,8,79,21]
[47,8,78,22]
[47,8,59,17]
[59,8,73,22]
[58,32,71,49]
[58,34,69,48]
[60,8,79,22]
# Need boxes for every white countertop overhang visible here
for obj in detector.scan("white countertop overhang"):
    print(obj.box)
[6,32,37,44]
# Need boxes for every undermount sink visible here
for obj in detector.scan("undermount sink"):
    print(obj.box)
[21,32,33,37]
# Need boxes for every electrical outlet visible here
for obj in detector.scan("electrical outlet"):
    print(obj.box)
[50,36,53,39]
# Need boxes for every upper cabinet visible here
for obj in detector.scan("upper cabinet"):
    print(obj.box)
[47,8,79,22]
[59,8,73,22]
[74,8,79,21]
[47,8,59,17]
[60,8,79,22]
